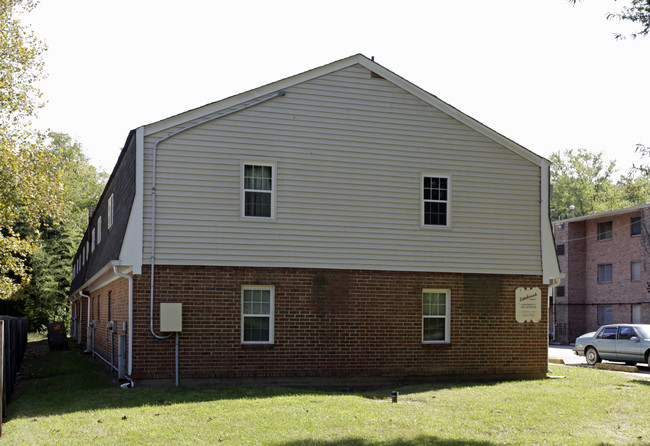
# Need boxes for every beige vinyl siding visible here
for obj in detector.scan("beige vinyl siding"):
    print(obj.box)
[141,64,542,275]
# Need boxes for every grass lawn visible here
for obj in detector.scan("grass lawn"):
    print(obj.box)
[2,336,650,445]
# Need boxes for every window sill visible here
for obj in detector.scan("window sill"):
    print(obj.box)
[241,343,275,348]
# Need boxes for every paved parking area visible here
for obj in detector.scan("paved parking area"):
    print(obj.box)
[549,344,650,377]
[549,345,586,365]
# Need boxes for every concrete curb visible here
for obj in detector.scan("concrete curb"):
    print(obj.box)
[595,363,639,373]
[548,358,565,365]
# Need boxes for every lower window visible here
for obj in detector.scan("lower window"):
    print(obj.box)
[422,289,451,343]
[597,305,613,325]
[242,286,274,344]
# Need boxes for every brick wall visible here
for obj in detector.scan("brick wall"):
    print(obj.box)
[552,208,650,343]
[78,278,130,369]
[125,266,547,382]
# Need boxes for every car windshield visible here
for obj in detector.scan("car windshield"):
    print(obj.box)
[636,326,650,338]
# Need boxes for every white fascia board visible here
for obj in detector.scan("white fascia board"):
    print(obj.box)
[144,53,545,166]
[118,126,144,275]
[69,262,133,296]
[143,55,368,137]
[355,57,545,167]
[540,159,563,284]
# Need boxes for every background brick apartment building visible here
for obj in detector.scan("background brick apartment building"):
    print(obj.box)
[551,204,650,344]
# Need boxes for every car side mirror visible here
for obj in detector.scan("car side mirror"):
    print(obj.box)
[630,336,640,342]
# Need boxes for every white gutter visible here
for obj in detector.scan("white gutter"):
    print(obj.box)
[540,159,564,285]
[112,263,135,387]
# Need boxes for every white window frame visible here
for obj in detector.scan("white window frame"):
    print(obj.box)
[241,285,275,344]
[420,173,451,228]
[107,193,114,230]
[241,161,276,220]
[422,288,451,344]
[91,228,96,252]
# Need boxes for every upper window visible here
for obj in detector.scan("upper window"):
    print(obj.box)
[631,216,642,237]
[242,163,275,219]
[241,286,274,344]
[597,264,613,283]
[107,193,114,230]
[97,216,102,244]
[422,175,449,227]
[556,244,565,256]
[422,289,451,343]
[555,286,565,297]
[91,228,96,252]
[597,221,612,241]
[631,261,642,282]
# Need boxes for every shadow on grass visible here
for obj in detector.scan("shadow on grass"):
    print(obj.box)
[8,338,543,424]
[277,437,495,445]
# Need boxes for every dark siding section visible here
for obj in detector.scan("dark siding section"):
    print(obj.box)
[70,131,137,293]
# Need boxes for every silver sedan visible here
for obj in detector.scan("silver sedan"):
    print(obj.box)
[573,324,650,366]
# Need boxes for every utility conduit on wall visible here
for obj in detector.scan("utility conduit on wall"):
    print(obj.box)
[149,90,286,385]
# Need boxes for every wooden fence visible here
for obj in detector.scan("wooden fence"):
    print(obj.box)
[0,316,29,436]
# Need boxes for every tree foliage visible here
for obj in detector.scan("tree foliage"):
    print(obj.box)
[1,0,67,299]
[550,148,650,221]
[14,133,107,329]
[569,0,650,39]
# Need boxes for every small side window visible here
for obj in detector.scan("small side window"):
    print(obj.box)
[421,175,450,227]
[241,286,274,344]
[107,194,114,230]
[422,289,451,343]
[242,163,275,219]
[97,216,102,244]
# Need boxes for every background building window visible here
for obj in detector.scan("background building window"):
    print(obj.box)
[597,264,612,283]
[631,261,642,282]
[597,305,613,325]
[422,289,450,343]
[597,221,612,241]
[556,244,565,255]
[555,286,565,297]
[242,286,274,343]
[631,216,641,236]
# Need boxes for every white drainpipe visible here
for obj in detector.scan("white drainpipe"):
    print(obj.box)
[79,290,92,352]
[113,263,135,387]
[148,91,286,385]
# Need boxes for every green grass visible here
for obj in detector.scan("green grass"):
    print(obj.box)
[3,338,650,445]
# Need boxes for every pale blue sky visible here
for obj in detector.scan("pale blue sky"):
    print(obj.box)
[26,0,650,176]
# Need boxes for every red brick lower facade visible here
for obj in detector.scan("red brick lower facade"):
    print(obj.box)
[74,265,549,382]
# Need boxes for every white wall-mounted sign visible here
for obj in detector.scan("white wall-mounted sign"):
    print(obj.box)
[515,287,541,323]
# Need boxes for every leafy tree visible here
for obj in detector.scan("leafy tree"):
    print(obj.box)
[16,133,107,330]
[550,149,627,220]
[632,143,650,176]
[569,0,650,39]
[1,0,67,299]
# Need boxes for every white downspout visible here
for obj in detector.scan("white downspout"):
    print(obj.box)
[80,290,92,353]
[113,264,135,387]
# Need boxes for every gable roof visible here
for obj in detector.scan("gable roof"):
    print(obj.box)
[143,54,545,166]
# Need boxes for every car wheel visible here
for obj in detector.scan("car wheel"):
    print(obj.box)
[585,347,601,365]
[646,351,650,366]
